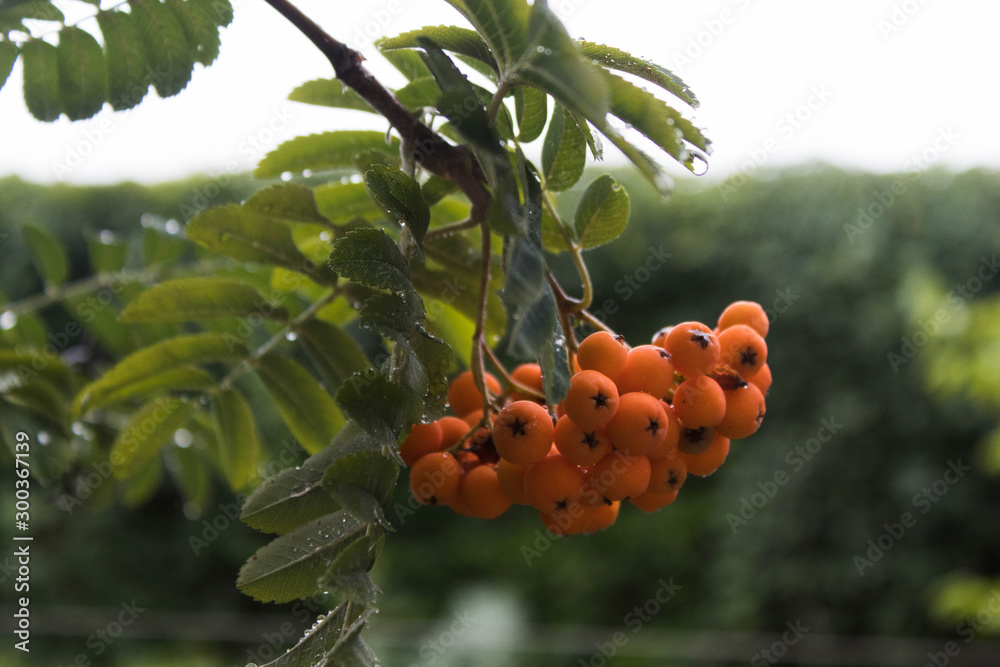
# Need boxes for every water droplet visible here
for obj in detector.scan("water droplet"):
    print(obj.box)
[99,229,115,244]
[536,45,546,53]
[285,332,298,342]
[319,231,331,242]
[545,48,553,55]
[281,171,293,182]
[349,174,363,184]
[165,219,181,235]
[72,422,86,436]
[0,311,17,330]
[174,428,193,448]
[140,214,155,228]
[302,169,313,178]
[37,431,51,445]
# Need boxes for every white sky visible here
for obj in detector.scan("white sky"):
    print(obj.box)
[1,0,998,185]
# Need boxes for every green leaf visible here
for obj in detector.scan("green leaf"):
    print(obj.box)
[364,165,431,248]
[378,25,496,71]
[132,0,195,98]
[289,78,375,113]
[240,421,380,534]
[504,283,569,406]
[254,603,375,667]
[0,41,18,92]
[335,371,422,446]
[298,319,371,393]
[22,224,68,284]
[421,175,458,206]
[444,0,528,70]
[21,39,61,122]
[512,1,608,123]
[255,131,401,179]
[2,375,71,436]
[322,451,398,529]
[393,76,442,109]
[212,389,261,489]
[0,1,64,32]
[110,397,196,478]
[542,103,587,192]
[245,183,331,225]
[186,205,337,284]
[381,48,432,81]
[74,333,248,416]
[329,228,413,293]
[121,455,164,507]
[121,278,288,323]
[514,85,546,142]
[89,366,216,410]
[88,234,128,273]
[202,0,233,27]
[56,26,106,120]
[574,175,630,249]
[603,70,710,168]
[236,510,379,603]
[96,10,151,111]
[0,347,71,387]
[257,352,344,456]
[578,41,699,108]
[168,0,223,66]
[313,182,384,224]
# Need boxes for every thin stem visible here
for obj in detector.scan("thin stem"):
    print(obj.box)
[424,217,477,242]
[547,273,580,355]
[3,259,228,318]
[470,222,493,418]
[483,343,545,401]
[216,288,339,393]
[578,309,619,337]
[542,191,592,312]
[262,0,491,222]
[488,80,511,122]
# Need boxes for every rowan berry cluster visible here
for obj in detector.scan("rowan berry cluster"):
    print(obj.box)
[403,301,772,536]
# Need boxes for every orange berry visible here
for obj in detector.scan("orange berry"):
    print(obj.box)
[576,331,629,382]
[672,376,726,428]
[553,415,612,466]
[462,408,495,428]
[605,391,668,456]
[564,370,620,431]
[664,321,720,378]
[647,449,687,495]
[648,403,681,459]
[438,416,470,449]
[523,454,584,513]
[509,363,544,401]
[680,433,730,477]
[584,451,651,503]
[459,465,512,519]
[492,400,554,465]
[748,363,772,396]
[448,369,502,418]
[718,300,769,338]
[448,491,476,517]
[630,490,679,513]
[717,384,766,439]
[651,325,672,348]
[541,501,619,536]
[677,424,716,455]
[616,345,675,398]
[409,452,462,505]
[497,458,532,505]
[455,449,481,471]
[718,324,768,378]
[399,422,444,467]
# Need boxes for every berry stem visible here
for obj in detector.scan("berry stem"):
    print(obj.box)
[542,191,594,312]
[471,221,494,418]
[482,343,546,401]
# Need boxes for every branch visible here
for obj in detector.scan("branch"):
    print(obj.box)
[262,0,491,221]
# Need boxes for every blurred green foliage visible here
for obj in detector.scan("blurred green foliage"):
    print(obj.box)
[1,166,999,665]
